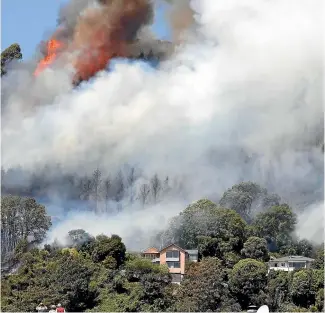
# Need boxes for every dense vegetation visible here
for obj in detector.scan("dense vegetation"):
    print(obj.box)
[1,181,324,312]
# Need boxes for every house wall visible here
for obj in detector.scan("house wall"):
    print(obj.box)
[268,266,290,272]
[268,260,309,272]
[305,261,313,269]
[268,261,289,271]
[160,245,186,275]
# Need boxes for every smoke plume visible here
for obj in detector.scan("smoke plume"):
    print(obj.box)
[296,201,324,244]
[32,0,158,83]
[2,0,323,250]
[165,0,197,43]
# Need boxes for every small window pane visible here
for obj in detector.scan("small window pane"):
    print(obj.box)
[172,251,179,258]
[167,261,180,268]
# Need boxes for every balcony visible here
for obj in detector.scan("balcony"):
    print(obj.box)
[143,253,160,260]
[166,257,180,262]
[151,258,160,264]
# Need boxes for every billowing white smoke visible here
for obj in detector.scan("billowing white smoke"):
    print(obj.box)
[296,201,324,244]
[44,201,185,248]
[2,0,323,249]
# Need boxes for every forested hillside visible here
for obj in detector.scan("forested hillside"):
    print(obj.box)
[1,184,324,312]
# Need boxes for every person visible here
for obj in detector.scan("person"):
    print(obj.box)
[36,302,48,312]
[49,305,56,313]
[56,303,65,313]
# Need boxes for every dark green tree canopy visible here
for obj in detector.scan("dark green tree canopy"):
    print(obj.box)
[175,257,239,312]
[1,43,22,75]
[159,199,247,251]
[1,195,51,267]
[266,270,291,311]
[290,269,324,308]
[241,236,269,262]
[288,239,314,258]
[67,229,94,246]
[91,234,126,268]
[253,204,297,252]
[229,258,268,309]
[219,181,280,222]
[312,244,324,269]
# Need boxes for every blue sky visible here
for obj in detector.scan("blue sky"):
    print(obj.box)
[1,0,171,60]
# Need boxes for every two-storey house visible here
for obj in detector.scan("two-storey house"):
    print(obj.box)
[142,243,198,283]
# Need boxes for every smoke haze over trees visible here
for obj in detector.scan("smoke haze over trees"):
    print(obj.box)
[1,0,323,267]
[1,195,324,312]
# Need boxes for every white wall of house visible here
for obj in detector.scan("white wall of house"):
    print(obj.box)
[268,260,313,272]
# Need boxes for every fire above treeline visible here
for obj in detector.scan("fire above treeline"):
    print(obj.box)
[33,0,174,85]
[34,39,64,76]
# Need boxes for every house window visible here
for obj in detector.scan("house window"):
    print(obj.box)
[274,263,278,267]
[167,261,180,268]
[166,250,180,258]
[281,263,285,267]
[289,262,306,269]
[189,254,197,261]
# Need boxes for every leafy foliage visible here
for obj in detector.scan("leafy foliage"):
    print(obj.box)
[312,244,324,269]
[290,269,324,308]
[290,239,314,258]
[253,204,297,252]
[241,236,269,262]
[1,248,97,312]
[266,270,291,311]
[1,43,22,75]
[90,256,173,312]
[1,195,51,266]
[160,199,247,254]
[91,234,126,268]
[219,181,280,222]
[229,258,268,309]
[175,257,240,311]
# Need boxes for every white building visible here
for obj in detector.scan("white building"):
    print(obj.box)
[268,255,314,273]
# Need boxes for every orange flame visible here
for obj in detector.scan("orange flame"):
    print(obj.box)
[33,0,153,84]
[34,39,63,76]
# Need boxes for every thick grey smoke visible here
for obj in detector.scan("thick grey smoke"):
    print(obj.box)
[2,0,323,250]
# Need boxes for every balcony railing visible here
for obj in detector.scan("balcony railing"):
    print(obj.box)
[166,257,180,262]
